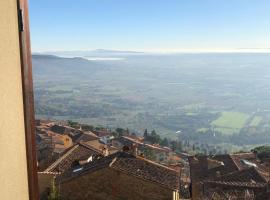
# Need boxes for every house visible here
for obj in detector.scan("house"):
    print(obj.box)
[92,129,112,137]
[75,131,99,143]
[44,142,103,173]
[50,124,83,141]
[202,167,270,200]
[83,139,119,155]
[58,151,180,200]
[112,136,175,164]
[189,152,270,200]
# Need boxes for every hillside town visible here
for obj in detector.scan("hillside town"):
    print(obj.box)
[36,119,270,200]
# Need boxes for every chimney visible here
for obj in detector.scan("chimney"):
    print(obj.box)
[131,143,138,156]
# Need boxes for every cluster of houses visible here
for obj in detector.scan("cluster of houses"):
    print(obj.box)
[189,153,270,199]
[36,119,270,200]
[36,120,187,200]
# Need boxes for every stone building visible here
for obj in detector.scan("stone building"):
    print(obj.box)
[58,152,180,200]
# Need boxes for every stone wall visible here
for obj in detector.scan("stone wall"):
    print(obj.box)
[60,167,175,200]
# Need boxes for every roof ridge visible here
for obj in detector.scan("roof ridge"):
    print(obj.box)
[229,154,242,170]
[44,144,79,172]
[213,166,269,183]
[111,166,179,191]
[109,157,117,167]
[136,156,179,172]
[255,168,270,182]
[231,152,254,155]
[214,167,254,180]
[58,151,180,190]
[203,180,267,188]
[78,141,103,154]
[38,171,61,175]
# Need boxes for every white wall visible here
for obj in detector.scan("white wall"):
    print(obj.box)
[0,0,30,199]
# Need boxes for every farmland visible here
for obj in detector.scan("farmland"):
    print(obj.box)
[211,112,250,134]
[33,52,270,149]
[249,116,262,126]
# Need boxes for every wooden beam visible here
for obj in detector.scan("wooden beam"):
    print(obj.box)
[17,0,39,199]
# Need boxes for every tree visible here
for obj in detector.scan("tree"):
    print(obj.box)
[143,129,148,138]
[144,148,156,161]
[116,128,125,136]
[111,131,118,137]
[67,120,79,128]
[81,124,94,131]
[151,129,157,136]
[252,145,270,159]
[192,144,195,151]
[160,137,169,147]
[171,140,177,151]
[177,141,183,151]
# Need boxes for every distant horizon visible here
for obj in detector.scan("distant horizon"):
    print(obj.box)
[33,48,270,55]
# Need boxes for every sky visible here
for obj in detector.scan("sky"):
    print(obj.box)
[29,0,270,52]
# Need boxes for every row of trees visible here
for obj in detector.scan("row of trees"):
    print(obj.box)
[143,129,184,152]
[68,120,189,153]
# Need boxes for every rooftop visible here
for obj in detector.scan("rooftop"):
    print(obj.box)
[59,151,180,190]
[44,142,103,173]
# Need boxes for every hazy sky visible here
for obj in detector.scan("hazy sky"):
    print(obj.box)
[29,0,270,52]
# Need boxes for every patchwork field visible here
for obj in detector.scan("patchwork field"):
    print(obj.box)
[33,53,270,148]
[211,111,250,134]
[249,116,262,127]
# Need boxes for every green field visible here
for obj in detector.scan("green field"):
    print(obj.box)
[211,111,250,134]
[249,116,262,126]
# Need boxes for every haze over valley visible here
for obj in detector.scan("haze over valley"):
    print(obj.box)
[33,51,270,152]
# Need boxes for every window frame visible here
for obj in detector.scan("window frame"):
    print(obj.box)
[17,0,39,199]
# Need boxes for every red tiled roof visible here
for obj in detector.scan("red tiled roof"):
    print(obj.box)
[45,142,103,173]
[92,130,111,137]
[203,180,267,188]
[214,167,268,183]
[75,131,99,143]
[59,152,180,190]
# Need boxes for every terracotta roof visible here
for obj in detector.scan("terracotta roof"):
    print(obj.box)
[92,130,111,137]
[230,153,269,172]
[118,136,171,152]
[50,125,67,134]
[38,171,61,175]
[211,154,239,174]
[214,167,268,183]
[203,180,267,188]
[59,152,180,190]
[44,142,103,173]
[75,131,99,143]
[203,188,256,200]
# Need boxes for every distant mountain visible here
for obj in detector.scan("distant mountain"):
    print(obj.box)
[34,49,143,58]
[32,54,106,76]
[92,49,143,54]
